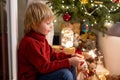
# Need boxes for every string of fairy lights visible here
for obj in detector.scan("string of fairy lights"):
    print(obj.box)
[54,0,120,13]
[49,0,120,29]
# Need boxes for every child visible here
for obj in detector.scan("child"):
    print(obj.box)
[18,2,84,80]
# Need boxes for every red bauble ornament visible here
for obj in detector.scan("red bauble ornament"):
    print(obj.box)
[63,13,71,21]
[112,0,120,3]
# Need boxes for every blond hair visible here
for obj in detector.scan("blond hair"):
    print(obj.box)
[24,2,54,33]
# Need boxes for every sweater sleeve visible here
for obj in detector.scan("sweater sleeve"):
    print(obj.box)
[49,46,72,61]
[24,41,71,74]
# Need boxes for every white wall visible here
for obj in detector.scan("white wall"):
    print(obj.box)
[18,0,27,43]
[98,32,120,75]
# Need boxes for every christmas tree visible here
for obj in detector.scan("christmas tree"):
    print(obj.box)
[48,0,120,33]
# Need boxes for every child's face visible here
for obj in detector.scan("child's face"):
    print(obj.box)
[36,17,54,35]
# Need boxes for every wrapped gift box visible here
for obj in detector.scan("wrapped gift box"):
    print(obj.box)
[52,45,75,54]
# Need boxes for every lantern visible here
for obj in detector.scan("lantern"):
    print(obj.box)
[61,27,74,48]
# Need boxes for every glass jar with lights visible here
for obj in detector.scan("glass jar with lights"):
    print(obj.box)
[61,27,74,48]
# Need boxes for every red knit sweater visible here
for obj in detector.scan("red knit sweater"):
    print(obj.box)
[18,31,71,80]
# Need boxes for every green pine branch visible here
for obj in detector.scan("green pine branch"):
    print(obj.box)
[48,0,120,33]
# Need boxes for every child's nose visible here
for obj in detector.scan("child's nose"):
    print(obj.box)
[50,23,53,28]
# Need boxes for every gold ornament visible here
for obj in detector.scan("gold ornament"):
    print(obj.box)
[98,74,106,80]
[94,1,103,4]
[81,0,88,4]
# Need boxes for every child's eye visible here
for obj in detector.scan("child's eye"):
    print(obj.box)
[46,21,53,25]
[47,22,50,24]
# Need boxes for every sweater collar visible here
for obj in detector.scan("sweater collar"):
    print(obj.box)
[26,31,46,41]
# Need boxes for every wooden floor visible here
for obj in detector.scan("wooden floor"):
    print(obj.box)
[106,75,120,80]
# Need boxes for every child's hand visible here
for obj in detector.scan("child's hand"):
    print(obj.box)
[68,56,85,67]
[71,54,84,59]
